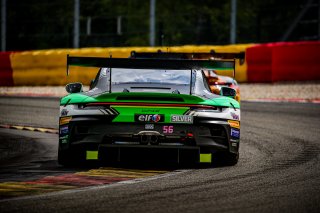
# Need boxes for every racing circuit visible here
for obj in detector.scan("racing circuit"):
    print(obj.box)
[1,1,320,211]
[0,96,319,212]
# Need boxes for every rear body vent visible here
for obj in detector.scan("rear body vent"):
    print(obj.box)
[116,96,184,102]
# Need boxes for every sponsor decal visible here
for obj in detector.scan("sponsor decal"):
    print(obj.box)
[59,135,69,143]
[60,125,69,134]
[170,115,193,124]
[59,116,72,125]
[231,128,240,138]
[163,125,174,134]
[145,124,154,130]
[231,142,237,147]
[228,120,240,129]
[230,112,239,120]
[61,109,69,116]
[135,114,164,123]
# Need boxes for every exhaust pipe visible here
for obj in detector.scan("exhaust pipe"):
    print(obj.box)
[137,131,162,145]
[150,135,159,145]
[140,135,148,145]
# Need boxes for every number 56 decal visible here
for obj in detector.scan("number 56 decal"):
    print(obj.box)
[163,126,174,134]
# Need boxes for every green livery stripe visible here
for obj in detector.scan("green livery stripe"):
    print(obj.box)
[111,106,189,123]
[60,92,240,109]
[95,92,204,104]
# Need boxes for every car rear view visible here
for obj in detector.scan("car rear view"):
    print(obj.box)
[58,57,241,166]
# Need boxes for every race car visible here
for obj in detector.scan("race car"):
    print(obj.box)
[203,70,240,102]
[131,51,243,102]
[58,56,241,166]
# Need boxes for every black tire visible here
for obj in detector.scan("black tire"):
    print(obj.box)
[58,149,76,166]
[214,152,239,166]
[224,152,239,166]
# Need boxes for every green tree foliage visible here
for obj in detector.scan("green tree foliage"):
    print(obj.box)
[2,0,315,50]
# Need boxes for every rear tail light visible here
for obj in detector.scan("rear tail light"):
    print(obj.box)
[59,116,72,125]
[187,133,194,138]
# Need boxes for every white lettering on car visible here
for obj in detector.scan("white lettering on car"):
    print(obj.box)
[170,115,193,123]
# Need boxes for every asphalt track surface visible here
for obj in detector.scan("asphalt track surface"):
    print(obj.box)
[0,96,320,213]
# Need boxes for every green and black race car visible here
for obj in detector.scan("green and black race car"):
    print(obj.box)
[58,56,241,166]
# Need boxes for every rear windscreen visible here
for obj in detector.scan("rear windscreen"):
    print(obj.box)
[111,68,191,85]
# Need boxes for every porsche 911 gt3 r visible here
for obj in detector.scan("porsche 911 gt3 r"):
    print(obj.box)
[58,57,241,166]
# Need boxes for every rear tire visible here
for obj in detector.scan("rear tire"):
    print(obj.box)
[214,152,239,166]
[58,149,75,166]
[224,152,239,166]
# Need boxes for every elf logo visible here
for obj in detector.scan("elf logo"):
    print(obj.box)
[135,114,164,122]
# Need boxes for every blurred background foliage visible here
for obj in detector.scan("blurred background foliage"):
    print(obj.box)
[3,0,318,50]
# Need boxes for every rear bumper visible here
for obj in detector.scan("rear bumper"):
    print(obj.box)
[59,116,240,155]
[98,144,202,163]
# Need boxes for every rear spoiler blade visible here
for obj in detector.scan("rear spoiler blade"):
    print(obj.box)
[130,50,245,61]
[67,56,235,76]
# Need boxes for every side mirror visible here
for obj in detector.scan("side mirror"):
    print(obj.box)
[220,87,236,99]
[66,83,83,94]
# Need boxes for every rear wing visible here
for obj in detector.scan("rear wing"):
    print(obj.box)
[130,50,245,63]
[66,56,235,76]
